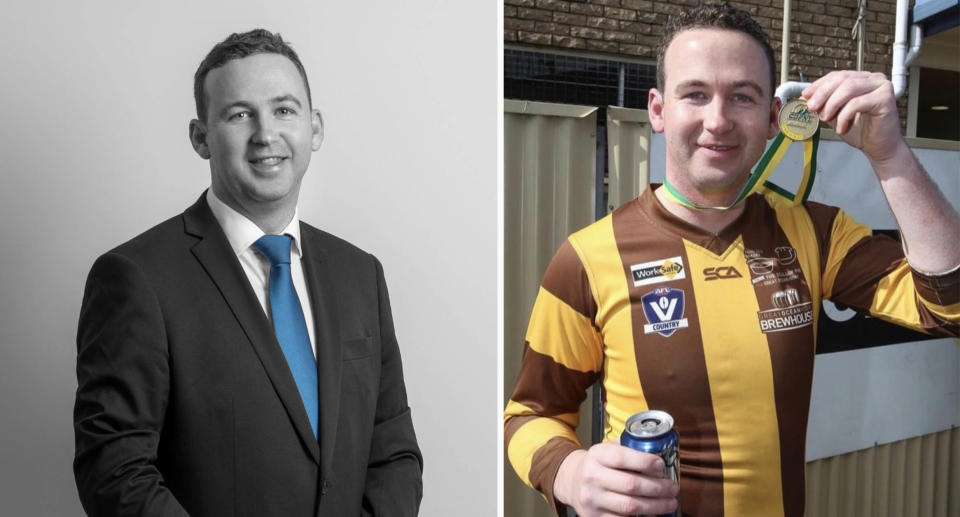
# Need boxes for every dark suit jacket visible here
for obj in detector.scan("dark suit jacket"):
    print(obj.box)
[74,194,422,516]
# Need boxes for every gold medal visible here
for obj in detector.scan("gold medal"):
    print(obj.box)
[778,98,819,141]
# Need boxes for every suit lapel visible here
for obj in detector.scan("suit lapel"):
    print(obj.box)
[183,195,321,462]
[300,224,343,482]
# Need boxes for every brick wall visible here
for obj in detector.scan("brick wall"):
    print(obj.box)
[505,0,909,124]
[504,0,900,81]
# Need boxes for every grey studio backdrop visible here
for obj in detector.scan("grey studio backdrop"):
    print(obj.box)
[0,1,496,515]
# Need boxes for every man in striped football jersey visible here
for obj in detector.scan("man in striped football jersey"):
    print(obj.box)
[504,2,960,516]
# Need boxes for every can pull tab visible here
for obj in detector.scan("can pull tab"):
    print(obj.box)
[640,418,660,431]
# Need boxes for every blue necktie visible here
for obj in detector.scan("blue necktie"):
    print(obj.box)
[252,235,319,438]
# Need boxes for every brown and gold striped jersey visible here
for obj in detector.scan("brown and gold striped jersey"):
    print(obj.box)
[505,186,959,516]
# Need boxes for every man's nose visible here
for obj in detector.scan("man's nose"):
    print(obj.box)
[251,117,279,145]
[703,98,734,133]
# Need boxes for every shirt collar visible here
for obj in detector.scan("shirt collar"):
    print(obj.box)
[206,189,303,259]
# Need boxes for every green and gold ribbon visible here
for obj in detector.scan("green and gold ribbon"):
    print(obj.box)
[662,126,821,210]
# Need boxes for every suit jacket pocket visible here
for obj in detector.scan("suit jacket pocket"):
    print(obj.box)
[340,336,378,432]
[341,336,375,361]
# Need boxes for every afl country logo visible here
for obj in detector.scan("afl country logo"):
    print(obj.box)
[641,287,689,337]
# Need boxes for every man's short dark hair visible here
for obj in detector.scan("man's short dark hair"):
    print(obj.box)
[193,28,312,121]
[656,2,776,96]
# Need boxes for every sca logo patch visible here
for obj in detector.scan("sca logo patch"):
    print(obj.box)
[703,266,742,281]
[641,287,689,337]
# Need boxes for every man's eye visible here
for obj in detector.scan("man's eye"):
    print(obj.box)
[733,94,755,103]
[684,92,707,101]
[229,111,251,121]
[277,107,297,117]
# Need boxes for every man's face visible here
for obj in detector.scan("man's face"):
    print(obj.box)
[190,53,322,219]
[649,28,779,203]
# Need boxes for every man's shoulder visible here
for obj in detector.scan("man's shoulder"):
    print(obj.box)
[99,213,190,266]
[760,191,840,216]
[566,212,616,255]
[79,207,202,298]
[298,221,379,267]
[567,188,655,253]
[95,195,210,273]
[759,192,845,235]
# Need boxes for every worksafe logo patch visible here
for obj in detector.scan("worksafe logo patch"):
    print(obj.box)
[641,287,689,337]
[631,257,686,287]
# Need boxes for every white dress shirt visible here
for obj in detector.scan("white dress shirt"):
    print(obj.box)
[206,189,317,358]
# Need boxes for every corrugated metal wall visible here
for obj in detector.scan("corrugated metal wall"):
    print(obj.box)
[605,106,651,213]
[503,100,598,517]
[806,427,960,517]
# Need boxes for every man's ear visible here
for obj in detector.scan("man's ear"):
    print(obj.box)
[311,109,324,151]
[648,88,665,133]
[189,119,210,159]
[768,96,782,139]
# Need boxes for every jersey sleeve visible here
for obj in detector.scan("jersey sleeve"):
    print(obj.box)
[504,239,604,513]
[812,203,959,337]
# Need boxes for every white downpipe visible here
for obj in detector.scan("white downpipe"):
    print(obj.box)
[891,0,908,97]
[892,23,923,98]
[905,25,924,69]
[781,0,792,84]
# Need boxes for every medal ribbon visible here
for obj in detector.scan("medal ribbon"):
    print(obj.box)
[662,126,821,210]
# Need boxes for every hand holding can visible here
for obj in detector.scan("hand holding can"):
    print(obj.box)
[553,441,679,517]
[620,410,681,517]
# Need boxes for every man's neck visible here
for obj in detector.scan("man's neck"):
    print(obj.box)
[210,188,297,235]
[247,208,296,235]
[654,185,746,235]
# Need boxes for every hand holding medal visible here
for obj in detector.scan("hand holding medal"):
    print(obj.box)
[802,71,906,166]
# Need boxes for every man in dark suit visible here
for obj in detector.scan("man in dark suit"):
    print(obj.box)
[73,29,422,516]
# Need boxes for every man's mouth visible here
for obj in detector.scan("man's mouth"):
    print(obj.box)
[249,156,287,165]
[703,145,734,151]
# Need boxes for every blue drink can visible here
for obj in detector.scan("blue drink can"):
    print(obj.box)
[620,410,680,517]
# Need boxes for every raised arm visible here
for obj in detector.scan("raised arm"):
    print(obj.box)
[803,71,960,274]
